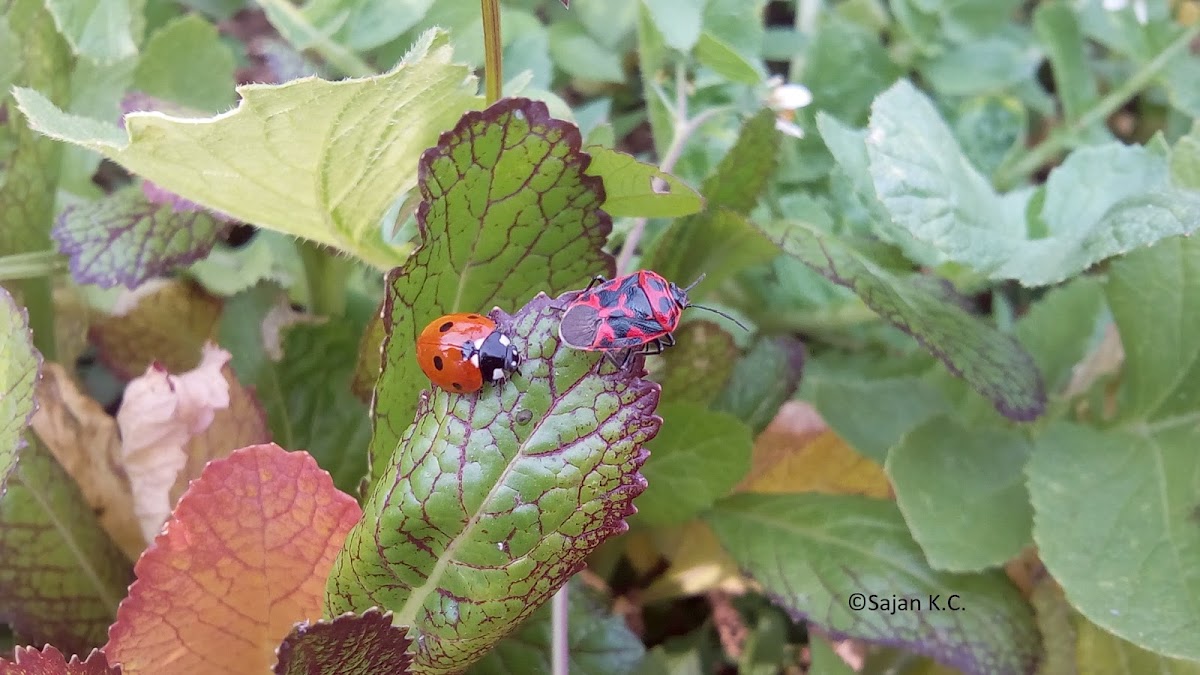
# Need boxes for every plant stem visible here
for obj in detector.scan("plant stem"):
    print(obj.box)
[994,25,1200,191]
[481,0,503,104]
[551,584,570,675]
[0,251,67,281]
[297,240,350,317]
[614,105,733,274]
[255,0,374,78]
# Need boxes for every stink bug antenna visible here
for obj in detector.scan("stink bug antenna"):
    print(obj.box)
[681,273,707,294]
[689,303,750,332]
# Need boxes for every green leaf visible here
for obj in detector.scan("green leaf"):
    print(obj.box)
[548,21,625,83]
[15,28,482,270]
[0,19,24,106]
[706,493,1039,675]
[711,336,806,435]
[52,184,224,289]
[218,285,370,494]
[133,14,236,112]
[366,98,614,485]
[0,287,39,494]
[757,218,1046,421]
[188,231,304,297]
[865,80,1200,287]
[635,2,671,158]
[1032,2,1100,128]
[951,95,1026,179]
[469,581,645,675]
[800,14,901,124]
[636,403,751,527]
[1075,611,1200,675]
[694,32,761,85]
[43,0,137,64]
[644,110,782,298]
[807,375,951,464]
[920,36,1042,97]
[1013,276,1106,394]
[0,439,132,655]
[59,55,138,197]
[1171,122,1200,189]
[583,145,703,218]
[640,0,703,52]
[886,416,1032,572]
[302,0,434,52]
[1029,235,1200,661]
[656,321,738,407]
[325,293,661,674]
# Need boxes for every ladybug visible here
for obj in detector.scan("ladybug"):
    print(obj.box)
[416,313,522,394]
[558,270,746,368]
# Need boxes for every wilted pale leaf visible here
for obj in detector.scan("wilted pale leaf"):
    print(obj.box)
[105,444,361,675]
[642,521,746,603]
[30,363,142,559]
[326,294,660,674]
[15,29,482,269]
[116,344,231,543]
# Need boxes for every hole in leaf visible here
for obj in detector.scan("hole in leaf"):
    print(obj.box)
[651,176,670,194]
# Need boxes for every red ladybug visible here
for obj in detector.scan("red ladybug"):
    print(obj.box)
[558,270,746,368]
[416,313,522,393]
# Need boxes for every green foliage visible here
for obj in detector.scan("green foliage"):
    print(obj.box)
[707,493,1040,675]
[4,0,1200,671]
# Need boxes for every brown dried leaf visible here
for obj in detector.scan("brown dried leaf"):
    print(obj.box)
[89,279,221,379]
[29,363,143,560]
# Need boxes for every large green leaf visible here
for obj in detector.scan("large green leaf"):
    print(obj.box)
[43,0,137,64]
[133,14,236,112]
[635,403,752,527]
[0,439,132,655]
[365,98,614,485]
[325,293,660,674]
[711,336,806,436]
[756,218,1046,421]
[14,28,482,269]
[1029,235,1200,661]
[706,493,1039,675]
[886,416,1033,572]
[864,80,1200,287]
[0,287,39,494]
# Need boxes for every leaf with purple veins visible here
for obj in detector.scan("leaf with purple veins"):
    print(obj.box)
[53,184,225,289]
[756,218,1046,421]
[363,97,614,485]
[707,493,1040,675]
[274,608,413,675]
[0,286,40,496]
[326,293,661,675]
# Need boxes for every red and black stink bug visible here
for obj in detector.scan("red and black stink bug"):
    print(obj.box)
[558,270,747,368]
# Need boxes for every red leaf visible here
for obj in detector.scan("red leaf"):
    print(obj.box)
[103,444,360,675]
[0,646,120,675]
[273,608,412,675]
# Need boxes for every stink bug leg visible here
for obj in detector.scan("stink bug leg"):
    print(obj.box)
[584,275,609,292]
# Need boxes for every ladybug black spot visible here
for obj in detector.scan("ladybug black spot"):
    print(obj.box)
[433,356,444,370]
[452,382,463,390]
[468,314,480,319]
[439,321,454,332]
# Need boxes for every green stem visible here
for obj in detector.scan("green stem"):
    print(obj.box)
[0,251,68,281]
[20,277,56,362]
[994,25,1200,191]
[297,241,351,317]
[481,0,503,104]
[255,0,375,78]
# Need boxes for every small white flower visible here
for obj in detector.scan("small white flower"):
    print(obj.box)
[764,76,813,139]
[1102,0,1149,25]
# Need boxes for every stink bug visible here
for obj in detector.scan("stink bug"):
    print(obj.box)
[557,270,746,368]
